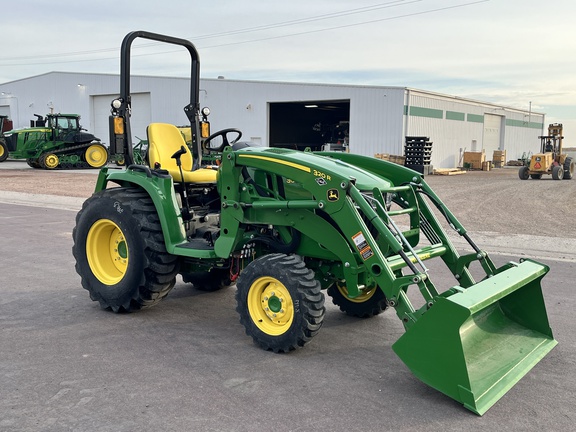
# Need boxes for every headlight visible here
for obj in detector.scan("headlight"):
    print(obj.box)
[201,107,210,117]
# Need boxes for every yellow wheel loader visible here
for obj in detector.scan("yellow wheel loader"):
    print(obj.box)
[519,123,574,180]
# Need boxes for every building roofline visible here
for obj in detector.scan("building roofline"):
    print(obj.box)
[1,71,404,90]
[405,87,545,116]
[0,71,545,116]
[0,71,122,86]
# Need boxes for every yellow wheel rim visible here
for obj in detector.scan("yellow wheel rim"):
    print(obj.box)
[85,144,108,167]
[247,277,294,336]
[86,219,128,285]
[0,145,5,158]
[44,154,59,169]
[336,282,377,303]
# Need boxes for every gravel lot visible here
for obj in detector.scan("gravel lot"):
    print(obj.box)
[0,165,98,198]
[1,162,574,238]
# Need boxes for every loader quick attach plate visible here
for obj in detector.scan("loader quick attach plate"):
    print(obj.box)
[392,259,557,415]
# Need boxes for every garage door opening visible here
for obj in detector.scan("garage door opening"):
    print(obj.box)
[269,100,350,151]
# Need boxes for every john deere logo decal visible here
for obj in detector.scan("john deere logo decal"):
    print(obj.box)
[327,189,339,201]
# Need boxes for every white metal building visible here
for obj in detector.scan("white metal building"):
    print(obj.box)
[0,71,545,168]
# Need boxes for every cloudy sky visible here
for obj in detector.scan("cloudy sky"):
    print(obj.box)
[2,0,575,141]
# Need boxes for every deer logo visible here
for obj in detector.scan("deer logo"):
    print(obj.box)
[327,189,339,202]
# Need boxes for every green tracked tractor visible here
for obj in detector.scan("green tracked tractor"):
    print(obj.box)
[72,31,557,415]
[0,113,108,169]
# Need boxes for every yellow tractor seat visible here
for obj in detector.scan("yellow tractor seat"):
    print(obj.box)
[147,123,218,184]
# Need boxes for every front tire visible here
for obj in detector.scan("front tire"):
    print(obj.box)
[72,187,179,312]
[181,267,233,292]
[518,166,529,180]
[236,254,325,353]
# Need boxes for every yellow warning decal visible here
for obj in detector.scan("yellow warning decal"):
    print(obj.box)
[352,232,368,251]
[360,246,374,261]
[353,232,374,260]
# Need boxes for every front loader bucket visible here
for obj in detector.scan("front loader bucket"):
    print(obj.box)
[392,259,557,415]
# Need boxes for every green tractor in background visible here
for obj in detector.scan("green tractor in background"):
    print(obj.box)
[0,115,13,162]
[72,31,557,415]
[0,113,108,169]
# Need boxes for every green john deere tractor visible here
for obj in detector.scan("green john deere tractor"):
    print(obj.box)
[72,31,557,415]
[0,113,108,169]
[0,115,12,162]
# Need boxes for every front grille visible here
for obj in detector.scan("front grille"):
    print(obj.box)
[6,133,18,152]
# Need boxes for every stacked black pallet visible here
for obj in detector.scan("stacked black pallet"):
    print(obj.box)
[404,136,433,174]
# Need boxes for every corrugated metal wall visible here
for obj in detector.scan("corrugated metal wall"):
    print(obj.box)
[0,72,121,132]
[0,73,543,167]
[199,79,405,156]
[404,90,544,167]
[502,111,546,160]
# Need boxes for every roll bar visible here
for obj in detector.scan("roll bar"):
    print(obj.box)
[110,31,201,167]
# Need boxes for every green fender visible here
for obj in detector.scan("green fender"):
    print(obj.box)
[94,167,187,252]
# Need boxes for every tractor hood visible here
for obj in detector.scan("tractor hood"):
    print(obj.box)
[236,147,395,191]
[2,126,51,136]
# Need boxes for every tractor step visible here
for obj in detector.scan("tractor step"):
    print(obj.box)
[174,239,217,259]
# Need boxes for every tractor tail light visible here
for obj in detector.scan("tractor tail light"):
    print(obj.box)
[113,117,125,135]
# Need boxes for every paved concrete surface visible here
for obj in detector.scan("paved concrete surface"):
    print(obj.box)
[1,197,574,432]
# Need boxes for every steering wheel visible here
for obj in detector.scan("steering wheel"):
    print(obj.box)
[203,128,242,152]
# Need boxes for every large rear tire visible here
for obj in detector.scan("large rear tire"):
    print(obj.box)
[0,140,8,162]
[72,187,179,312]
[84,143,109,168]
[563,157,574,180]
[236,254,325,353]
[552,165,564,180]
[327,282,388,318]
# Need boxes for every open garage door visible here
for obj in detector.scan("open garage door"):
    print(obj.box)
[91,93,151,145]
[269,100,350,151]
